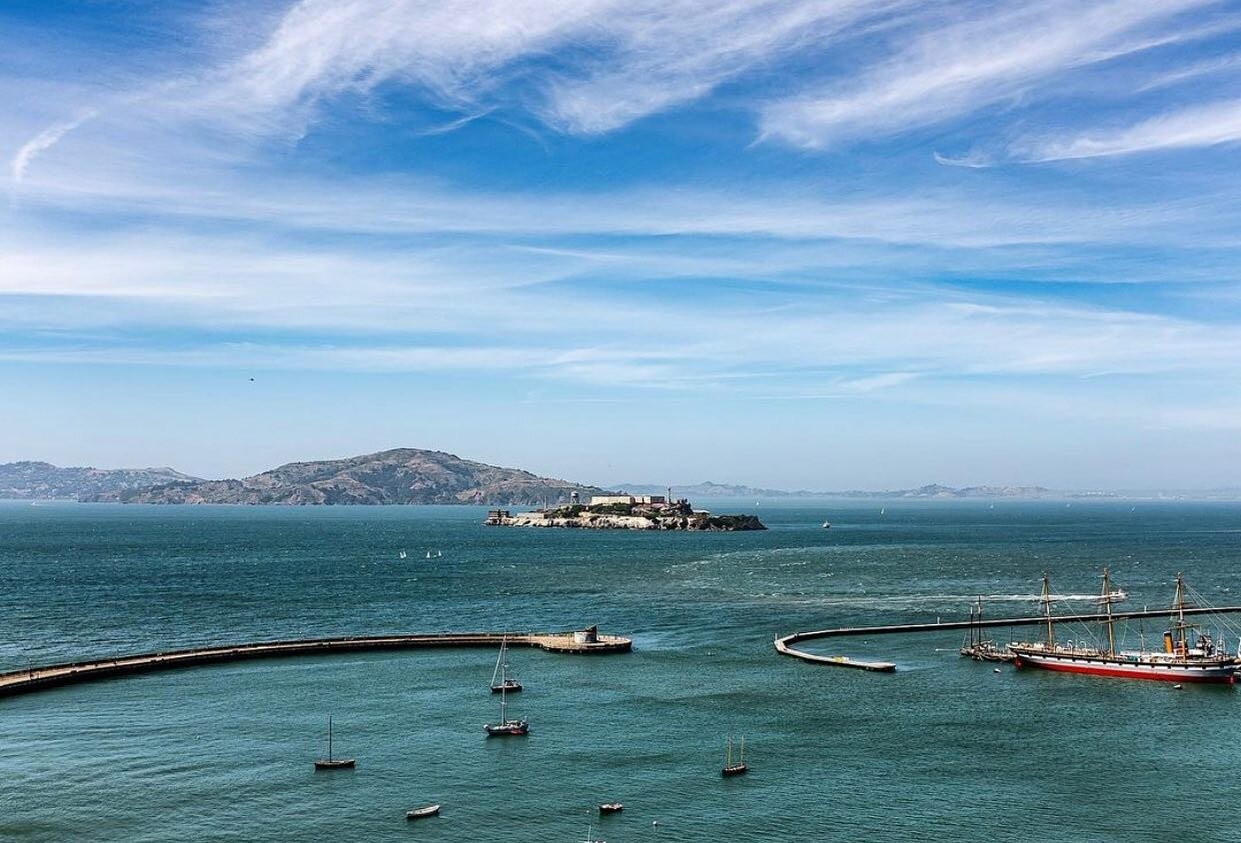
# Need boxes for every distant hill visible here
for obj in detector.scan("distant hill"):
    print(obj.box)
[90,448,604,505]
[613,481,817,498]
[0,461,200,500]
[613,481,1063,499]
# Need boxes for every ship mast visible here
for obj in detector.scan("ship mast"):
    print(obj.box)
[1100,568,1116,656]
[1040,574,1055,649]
[975,595,984,648]
[1173,573,1189,659]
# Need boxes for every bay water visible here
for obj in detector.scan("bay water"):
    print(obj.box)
[1,499,1239,841]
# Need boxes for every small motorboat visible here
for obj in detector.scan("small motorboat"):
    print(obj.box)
[821,521,831,528]
[406,804,440,821]
[313,717,356,770]
[581,823,605,842]
[599,803,624,814]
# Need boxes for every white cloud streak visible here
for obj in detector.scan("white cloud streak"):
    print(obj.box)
[1014,98,1241,161]
[9,110,95,183]
[758,0,1210,148]
[209,0,900,137]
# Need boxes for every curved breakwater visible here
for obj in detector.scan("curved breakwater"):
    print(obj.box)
[0,629,631,699]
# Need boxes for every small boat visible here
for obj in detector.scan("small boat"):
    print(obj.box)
[313,717,355,770]
[821,521,831,529]
[490,634,523,694]
[721,736,747,777]
[582,824,605,843]
[405,804,440,821]
[599,803,623,814]
[484,660,528,736]
[484,719,528,736]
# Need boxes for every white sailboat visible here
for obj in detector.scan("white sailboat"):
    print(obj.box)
[490,634,523,693]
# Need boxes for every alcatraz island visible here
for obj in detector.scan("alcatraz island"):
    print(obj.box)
[485,492,766,531]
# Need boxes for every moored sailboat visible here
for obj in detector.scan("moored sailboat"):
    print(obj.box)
[958,596,1013,662]
[1010,572,1236,684]
[313,716,356,770]
[484,656,528,736]
[490,634,522,694]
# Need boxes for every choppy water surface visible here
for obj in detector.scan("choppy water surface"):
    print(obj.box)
[1,499,1240,841]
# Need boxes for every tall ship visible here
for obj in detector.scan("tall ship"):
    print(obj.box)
[1010,571,1236,685]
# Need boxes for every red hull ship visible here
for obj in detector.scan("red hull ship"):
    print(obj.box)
[1010,572,1236,685]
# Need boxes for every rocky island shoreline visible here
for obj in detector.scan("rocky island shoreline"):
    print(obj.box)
[485,493,766,531]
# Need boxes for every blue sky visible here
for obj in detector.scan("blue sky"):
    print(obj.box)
[3,0,1241,488]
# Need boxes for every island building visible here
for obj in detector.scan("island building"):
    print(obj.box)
[589,494,667,506]
[483,489,763,531]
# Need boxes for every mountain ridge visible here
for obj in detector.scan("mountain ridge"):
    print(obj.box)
[84,448,603,505]
[0,461,201,500]
[611,481,1069,499]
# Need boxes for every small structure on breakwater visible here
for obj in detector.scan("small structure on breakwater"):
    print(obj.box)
[0,627,631,699]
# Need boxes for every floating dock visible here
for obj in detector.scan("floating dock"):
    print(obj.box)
[775,605,1241,671]
[0,627,631,699]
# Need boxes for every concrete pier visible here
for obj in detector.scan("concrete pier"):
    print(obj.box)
[0,628,631,699]
[773,636,895,671]
[775,605,1241,670]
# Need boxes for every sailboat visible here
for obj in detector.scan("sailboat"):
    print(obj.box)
[721,736,747,777]
[484,653,528,736]
[399,550,407,559]
[958,596,1013,662]
[313,716,356,770]
[425,550,432,559]
[490,635,523,694]
[1010,571,1237,684]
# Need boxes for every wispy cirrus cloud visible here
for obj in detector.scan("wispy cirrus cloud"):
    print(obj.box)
[1013,98,1241,161]
[758,0,1211,149]
[209,0,900,137]
[9,110,95,183]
